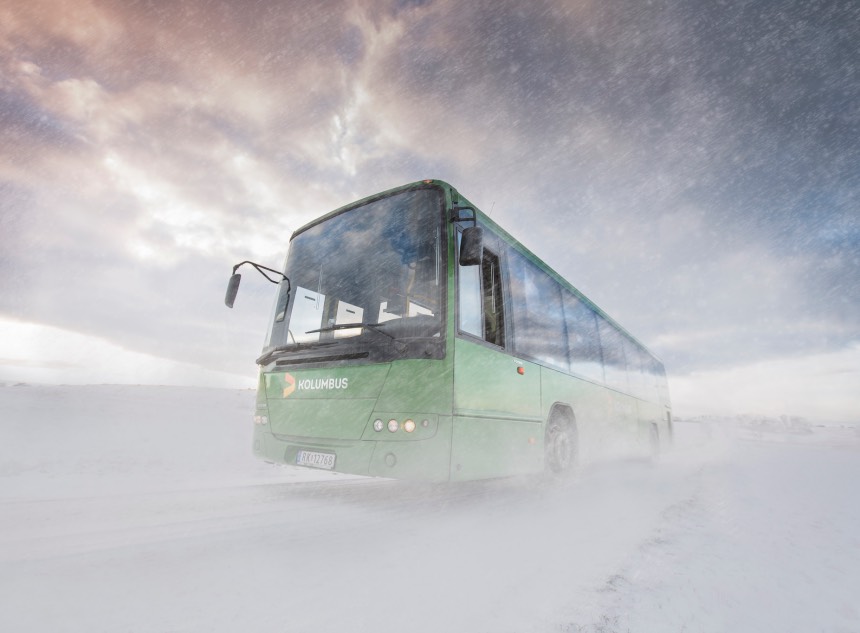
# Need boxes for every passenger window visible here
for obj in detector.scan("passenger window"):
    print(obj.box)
[563,291,604,382]
[508,248,567,370]
[597,316,628,392]
[457,232,505,347]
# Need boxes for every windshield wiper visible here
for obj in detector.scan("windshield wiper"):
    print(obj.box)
[305,322,397,342]
[256,340,338,365]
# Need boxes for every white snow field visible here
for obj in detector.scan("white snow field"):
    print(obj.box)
[1,385,858,633]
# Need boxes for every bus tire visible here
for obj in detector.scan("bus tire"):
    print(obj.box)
[545,411,577,475]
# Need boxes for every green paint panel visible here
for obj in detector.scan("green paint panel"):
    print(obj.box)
[539,366,610,430]
[450,338,543,480]
[453,339,541,419]
[450,415,543,480]
[367,416,453,481]
[264,365,390,400]
[267,397,376,440]
[374,359,454,414]
[539,366,626,455]
[253,415,450,479]
[264,365,390,440]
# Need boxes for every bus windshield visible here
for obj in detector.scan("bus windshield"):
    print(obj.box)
[264,187,445,359]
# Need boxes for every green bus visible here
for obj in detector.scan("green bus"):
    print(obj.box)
[226,180,671,481]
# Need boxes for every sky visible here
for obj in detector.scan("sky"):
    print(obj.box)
[1,0,858,421]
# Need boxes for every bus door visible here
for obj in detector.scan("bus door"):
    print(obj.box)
[451,228,542,480]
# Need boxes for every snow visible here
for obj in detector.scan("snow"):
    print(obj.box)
[1,385,858,632]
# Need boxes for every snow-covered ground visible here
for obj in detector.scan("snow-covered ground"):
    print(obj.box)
[1,385,858,632]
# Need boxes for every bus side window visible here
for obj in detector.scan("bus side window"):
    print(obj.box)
[563,291,604,383]
[458,232,483,338]
[457,231,505,347]
[481,250,505,347]
[597,316,628,392]
[508,247,568,370]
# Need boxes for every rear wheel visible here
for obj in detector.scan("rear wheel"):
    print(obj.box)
[545,413,576,475]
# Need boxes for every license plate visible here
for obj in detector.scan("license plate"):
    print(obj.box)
[296,450,336,470]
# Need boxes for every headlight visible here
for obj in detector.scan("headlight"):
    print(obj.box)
[387,419,399,433]
[403,419,416,433]
[373,419,384,432]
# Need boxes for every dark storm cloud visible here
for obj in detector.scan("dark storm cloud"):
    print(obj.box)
[1,0,857,381]
[0,89,81,153]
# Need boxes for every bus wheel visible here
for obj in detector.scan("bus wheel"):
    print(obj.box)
[545,414,576,475]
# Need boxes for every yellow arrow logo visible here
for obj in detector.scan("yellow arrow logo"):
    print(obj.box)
[282,373,296,398]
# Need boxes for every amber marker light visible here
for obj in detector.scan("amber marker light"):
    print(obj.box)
[404,419,416,433]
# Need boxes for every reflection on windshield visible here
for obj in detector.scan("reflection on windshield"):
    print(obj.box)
[266,188,444,354]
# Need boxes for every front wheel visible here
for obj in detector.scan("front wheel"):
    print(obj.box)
[545,415,576,475]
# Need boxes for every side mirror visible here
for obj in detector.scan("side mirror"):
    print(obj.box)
[225,273,241,308]
[459,226,484,266]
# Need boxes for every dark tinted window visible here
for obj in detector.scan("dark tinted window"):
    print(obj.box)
[457,232,505,348]
[508,249,568,371]
[622,337,645,398]
[563,291,604,382]
[481,250,505,347]
[597,316,628,392]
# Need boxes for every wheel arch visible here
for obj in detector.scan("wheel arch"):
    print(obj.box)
[544,402,579,474]
[547,402,576,430]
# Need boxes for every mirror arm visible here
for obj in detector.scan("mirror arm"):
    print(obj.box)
[450,206,478,227]
[232,260,288,285]
[225,261,291,309]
